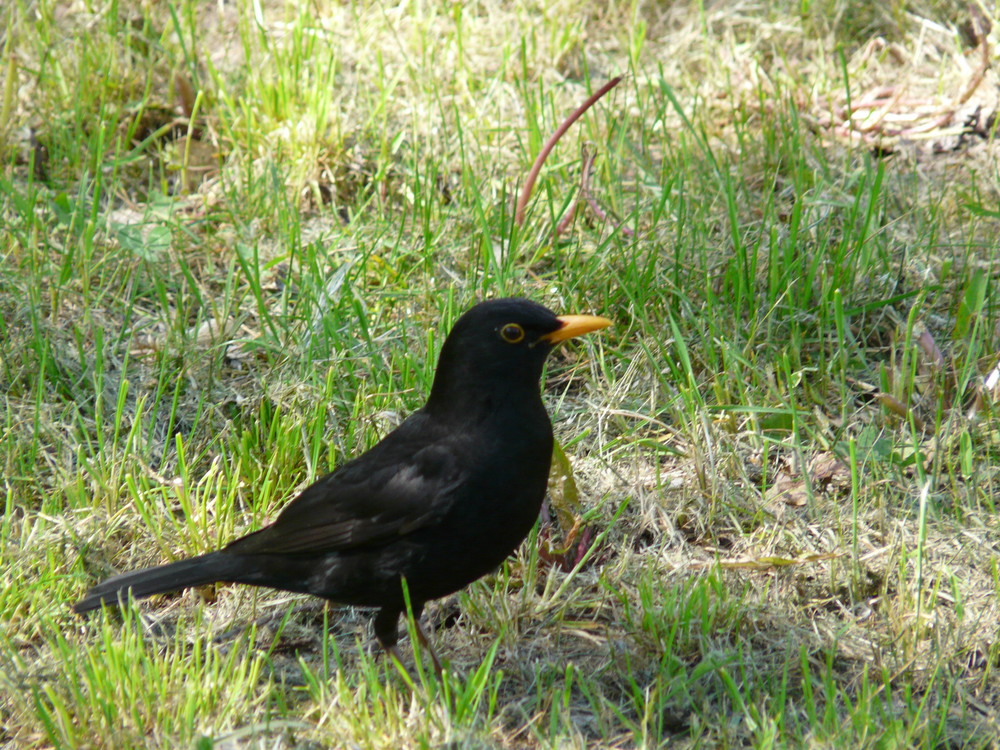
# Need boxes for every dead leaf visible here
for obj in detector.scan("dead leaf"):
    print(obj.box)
[808,452,851,492]
[765,472,809,507]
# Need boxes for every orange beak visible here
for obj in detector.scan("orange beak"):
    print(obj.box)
[540,314,612,344]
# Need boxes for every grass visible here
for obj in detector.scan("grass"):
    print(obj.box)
[3,0,1000,746]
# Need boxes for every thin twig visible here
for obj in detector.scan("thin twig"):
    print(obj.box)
[553,146,596,237]
[955,5,990,107]
[580,145,634,238]
[514,76,622,226]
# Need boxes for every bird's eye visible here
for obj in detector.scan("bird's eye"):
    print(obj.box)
[499,323,525,343]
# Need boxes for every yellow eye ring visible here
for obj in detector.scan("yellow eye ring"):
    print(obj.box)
[499,323,525,343]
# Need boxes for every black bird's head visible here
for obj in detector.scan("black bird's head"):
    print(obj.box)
[425,298,611,416]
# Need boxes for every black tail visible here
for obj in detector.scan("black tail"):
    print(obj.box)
[73,552,244,614]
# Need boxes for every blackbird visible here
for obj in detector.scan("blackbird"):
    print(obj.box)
[74,297,610,669]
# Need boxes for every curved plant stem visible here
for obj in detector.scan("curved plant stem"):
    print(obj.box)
[515,76,622,226]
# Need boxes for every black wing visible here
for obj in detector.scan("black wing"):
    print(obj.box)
[226,411,468,556]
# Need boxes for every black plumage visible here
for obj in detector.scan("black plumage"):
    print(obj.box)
[74,298,610,669]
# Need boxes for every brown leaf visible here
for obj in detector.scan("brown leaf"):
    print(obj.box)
[808,452,851,492]
[915,326,945,370]
[765,472,809,507]
[175,72,197,119]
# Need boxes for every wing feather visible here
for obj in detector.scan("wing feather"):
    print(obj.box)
[226,412,467,556]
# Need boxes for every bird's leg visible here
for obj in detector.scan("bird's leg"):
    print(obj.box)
[373,605,443,677]
[373,606,404,666]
